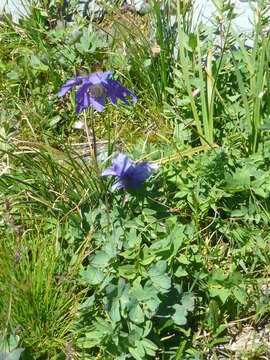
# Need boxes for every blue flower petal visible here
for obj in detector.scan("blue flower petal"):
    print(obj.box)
[112,153,133,176]
[58,71,136,114]
[89,95,106,112]
[102,153,158,191]
[75,91,91,114]
[111,179,125,191]
[105,80,137,107]
[75,82,91,114]
[58,76,85,97]
[101,166,119,177]
[75,81,91,102]
[131,162,158,181]
[124,162,158,188]
[102,70,113,83]
[88,72,104,85]
[101,153,133,178]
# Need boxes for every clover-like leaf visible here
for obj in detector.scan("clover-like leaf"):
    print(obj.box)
[181,293,195,312]
[172,304,188,325]
[80,265,104,285]
[129,304,144,324]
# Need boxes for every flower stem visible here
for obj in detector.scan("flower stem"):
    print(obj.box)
[84,109,110,229]
[106,114,111,157]
[84,109,98,173]
[122,190,127,208]
[89,108,98,161]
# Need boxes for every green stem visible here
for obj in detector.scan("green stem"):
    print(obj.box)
[122,191,127,208]
[106,113,111,158]
[84,109,110,229]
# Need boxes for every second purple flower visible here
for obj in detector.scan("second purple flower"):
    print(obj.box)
[101,153,158,191]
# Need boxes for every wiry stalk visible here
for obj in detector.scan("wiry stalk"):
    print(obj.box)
[84,109,110,229]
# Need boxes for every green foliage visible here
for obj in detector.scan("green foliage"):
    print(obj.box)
[231,23,270,153]
[0,215,87,358]
[1,0,270,359]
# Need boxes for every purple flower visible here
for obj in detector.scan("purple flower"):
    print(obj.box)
[58,70,137,114]
[101,153,158,191]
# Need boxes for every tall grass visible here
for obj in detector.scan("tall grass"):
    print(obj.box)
[0,210,88,358]
[0,139,105,220]
[231,4,270,153]
[175,0,235,146]
[112,0,195,110]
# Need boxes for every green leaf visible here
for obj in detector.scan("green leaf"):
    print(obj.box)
[129,346,143,360]
[133,283,159,302]
[90,251,111,269]
[7,335,19,351]
[77,30,91,53]
[120,249,137,260]
[92,317,115,334]
[188,33,197,50]
[225,167,251,191]
[166,87,176,95]
[7,71,19,80]
[80,266,104,285]
[145,298,160,315]
[142,208,157,216]
[179,30,193,52]
[78,318,114,348]
[177,254,190,265]
[118,264,137,280]
[142,320,152,337]
[79,295,95,310]
[141,338,158,356]
[172,304,188,325]
[128,327,143,345]
[49,115,61,128]
[141,246,157,265]
[143,58,151,67]
[231,208,248,217]
[252,187,267,198]
[181,293,195,312]
[141,338,158,351]
[135,341,145,357]
[148,261,167,277]
[125,228,140,249]
[151,274,171,293]
[108,298,121,322]
[29,54,48,71]
[261,117,270,131]
[148,261,171,292]
[77,337,100,348]
[140,255,156,266]
[175,266,188,277]
[208,299,220,332]
[209,287,231,304]
[129,304,144,324]
[0,60,6,72]
[211,270,226,283]
[233,287,247,305]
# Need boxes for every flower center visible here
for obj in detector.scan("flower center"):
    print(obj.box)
[89,84,107,98]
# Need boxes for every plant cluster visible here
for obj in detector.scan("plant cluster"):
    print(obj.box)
[1,0,270,359]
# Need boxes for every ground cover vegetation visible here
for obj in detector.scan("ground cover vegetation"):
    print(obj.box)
[1,0,270,358]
